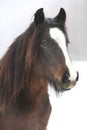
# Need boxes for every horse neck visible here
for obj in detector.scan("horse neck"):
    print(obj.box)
[15,72,49,113]
[28,72,48,99]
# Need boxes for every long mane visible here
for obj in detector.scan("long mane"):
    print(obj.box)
[0,22,45,110]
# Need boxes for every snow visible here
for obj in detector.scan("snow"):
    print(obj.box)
[47,61,87,130]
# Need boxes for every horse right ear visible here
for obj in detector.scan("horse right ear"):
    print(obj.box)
[34,8,45,25]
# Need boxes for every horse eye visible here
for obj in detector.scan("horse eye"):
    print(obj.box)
[41,40,48,47]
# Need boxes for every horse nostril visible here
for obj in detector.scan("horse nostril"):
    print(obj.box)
[62,70,70,84]
[76,71,79,81]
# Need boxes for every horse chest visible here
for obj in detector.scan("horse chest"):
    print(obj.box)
[0,95,51,130]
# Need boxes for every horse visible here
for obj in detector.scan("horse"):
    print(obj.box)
[0,8,79,130]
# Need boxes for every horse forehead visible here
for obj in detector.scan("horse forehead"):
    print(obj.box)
[49,27,66,48]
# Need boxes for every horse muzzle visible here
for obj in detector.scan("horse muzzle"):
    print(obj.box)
[61,71,79,90]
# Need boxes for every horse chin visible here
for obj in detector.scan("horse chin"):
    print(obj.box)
[50,80,73,93]
[57,81,76,92]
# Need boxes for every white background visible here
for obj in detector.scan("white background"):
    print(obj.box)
[48,61,87,130]
[0,0,87,60]
[0,0,87,130]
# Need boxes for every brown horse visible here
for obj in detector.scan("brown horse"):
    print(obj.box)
[0,8,79,130]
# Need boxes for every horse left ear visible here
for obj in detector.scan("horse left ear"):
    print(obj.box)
[34,8,45,25]
[55,8,66,23]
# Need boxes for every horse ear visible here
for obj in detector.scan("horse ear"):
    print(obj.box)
[55,8,66,23]
[34,8,45,25]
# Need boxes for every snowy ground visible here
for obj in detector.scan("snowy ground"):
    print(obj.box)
[47,61,87,130]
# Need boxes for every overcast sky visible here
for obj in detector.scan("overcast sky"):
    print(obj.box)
[0,0,87,60]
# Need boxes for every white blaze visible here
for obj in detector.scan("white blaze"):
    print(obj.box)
[50,28,77,81]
